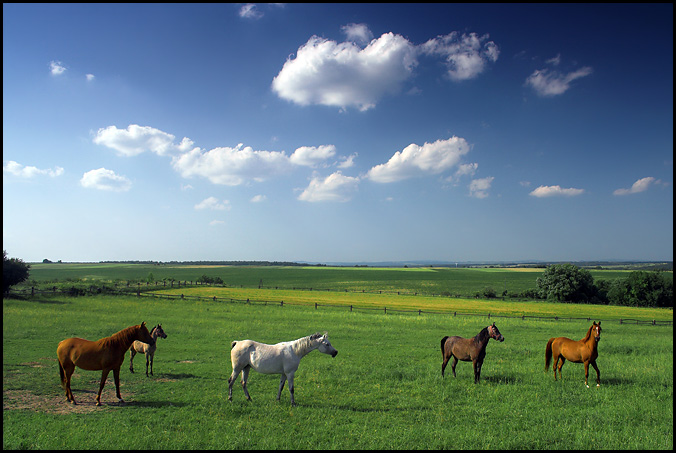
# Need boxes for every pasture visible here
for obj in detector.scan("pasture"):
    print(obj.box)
[3,291,673,449]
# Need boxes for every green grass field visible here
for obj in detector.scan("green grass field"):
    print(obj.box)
[3,291,673,449]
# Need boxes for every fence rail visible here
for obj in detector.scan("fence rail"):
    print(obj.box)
[7,285,672,326]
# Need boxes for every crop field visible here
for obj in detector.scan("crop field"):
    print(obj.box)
[3,288,673,449]
[18,262,652,298]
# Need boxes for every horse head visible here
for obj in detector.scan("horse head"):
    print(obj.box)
[592,321,602,343]
[139,322,156,346]
[488,322,504,342]
[153,324,168,339]
[316,332,338,358]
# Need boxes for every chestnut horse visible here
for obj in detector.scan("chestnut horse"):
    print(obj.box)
[130,324,167,376]
[545,321,602,388]
[57,322,155,406]
[441,322,505,383]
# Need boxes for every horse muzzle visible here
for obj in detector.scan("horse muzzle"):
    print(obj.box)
[331,351,338,358]
[497,335,504,342]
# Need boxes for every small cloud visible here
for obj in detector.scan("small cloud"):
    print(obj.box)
[613,177,659,196]
[420,32,499,81]
[93,124,194,157]
[181,184,194,191]
[250,194,267,203]
[80,168,131,192]
[298,171,360,202]
[289,145,336,167]
[546,54,561,66]
[519,180,531,187]
[3,160,64,178]
[209,220,226,226]
[86,74,95,81]
[239,4,263,19]
[337,153,358,169]
[468,176,494,199]
[49,60,66,76]
[525,66,593,97]
[341,23,374,45]
[529,185,584,198]
[195,196,231,210]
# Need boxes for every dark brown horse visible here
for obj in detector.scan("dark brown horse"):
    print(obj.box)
[545,321,602,388]
[441,322,504,383]
[57,322,155,406]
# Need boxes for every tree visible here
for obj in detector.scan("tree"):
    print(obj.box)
[536,263,596,303]
[607,271,673,307]
[3,250,31,296]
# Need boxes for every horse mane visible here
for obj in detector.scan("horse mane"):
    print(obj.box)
[474,327,490,344]
[100,324,142,348]
[291,333,322,356]
[581,324,594,342]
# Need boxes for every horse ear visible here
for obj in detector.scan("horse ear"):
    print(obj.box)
[141,321,146,327]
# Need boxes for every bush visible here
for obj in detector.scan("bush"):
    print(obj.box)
[3,251,31,296]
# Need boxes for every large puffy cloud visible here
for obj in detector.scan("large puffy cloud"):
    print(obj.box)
[93,124,194,157]
[529,185,584,197]
[613,177,658,196]
[298,171,360,202]
[272,32,418,111]
[525,66,593,97]
[367,137,470,183]
[172,144,293,186]
[80,168,131,192]
[3,160,64,178]
[420,32,499,81]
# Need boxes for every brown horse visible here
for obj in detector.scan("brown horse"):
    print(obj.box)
[57,322,155,406]
[441,322,504,383]
[545,321,602,388]
[129,324,167,376]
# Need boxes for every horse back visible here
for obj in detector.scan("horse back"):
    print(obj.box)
[552,336,589,363]
[445,336,476,361]
[58,337,120,370]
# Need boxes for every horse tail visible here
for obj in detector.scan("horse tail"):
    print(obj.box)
[544,338,555,372]
[231,341,237,349]
[58,362,66,389]
[440,336,449,356]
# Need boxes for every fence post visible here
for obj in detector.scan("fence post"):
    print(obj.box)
[418,309,421,315]
[315,303,318,309]
[350,305,352,312]
[384,307,387,314]
[280,301,284,307]
[31,287,34,297]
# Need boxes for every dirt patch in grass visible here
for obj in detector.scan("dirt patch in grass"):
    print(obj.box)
[3,389,131,414]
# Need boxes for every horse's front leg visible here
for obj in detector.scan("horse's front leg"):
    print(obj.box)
[149,352,154,376]
[473,360,479,384]
[277,374,287,401]
[591,360,600,387]
[145,352,150,377]
[113,367,124,403]
[96,369,111,406]
[129,349,136,373]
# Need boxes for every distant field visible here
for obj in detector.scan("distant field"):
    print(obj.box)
[19,263,656,300]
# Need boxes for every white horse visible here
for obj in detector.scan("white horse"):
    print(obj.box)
[228,332,338,406]
[129,324,167,376]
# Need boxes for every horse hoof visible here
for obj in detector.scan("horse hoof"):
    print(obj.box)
[597,384,600,387]
[96,402,101,406]
[586,385,590,388]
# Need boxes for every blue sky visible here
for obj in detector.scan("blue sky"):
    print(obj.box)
[3,4,673,263]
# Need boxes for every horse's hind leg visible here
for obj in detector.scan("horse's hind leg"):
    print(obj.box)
[145,352,150,377]
[277,374,287,400]
[61,361,76,404]
[556,357,565,381]
[241,366,252,401]
[113,367,124,403]
[451,356,458,378]
[227,366,243,401]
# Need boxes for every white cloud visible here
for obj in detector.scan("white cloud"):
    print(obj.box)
[272,31,418,111]
[338,152,358,169]
[367,136,470,183]
[250,194,267,203]
[239,4,263,19]
[86,74,95,81]
[525,66,593,97]
[298,171,360,202]
[420,32,499,81]
[93,124,194,157]
[341,23,373,45]
[289,145,336,167]
[529,185,584,197]
[209,220,226,226]
[468,176,494,199]
[49,60,66,76]
[80,168,131,192]
[194,197,231,210]
[3,160,64,178]
[613,177,658,196]
[172,144,292,186]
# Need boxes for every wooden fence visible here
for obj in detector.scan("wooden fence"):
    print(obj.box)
[7,285,672,327]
